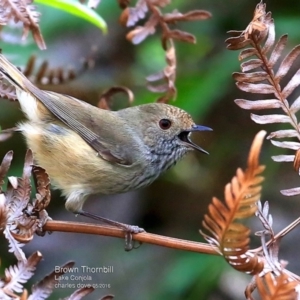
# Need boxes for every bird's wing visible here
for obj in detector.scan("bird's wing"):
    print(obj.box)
[25,82,134,165]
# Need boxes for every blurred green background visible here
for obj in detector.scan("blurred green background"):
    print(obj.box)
[1,0,300,299]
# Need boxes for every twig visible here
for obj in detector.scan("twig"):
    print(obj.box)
[43,220,218,254]
[251,216,300,255]
[273,216,300,240]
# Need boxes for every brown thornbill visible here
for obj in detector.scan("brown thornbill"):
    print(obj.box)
[0,54,211,242]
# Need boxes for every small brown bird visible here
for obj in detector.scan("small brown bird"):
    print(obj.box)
[0,54,211,236]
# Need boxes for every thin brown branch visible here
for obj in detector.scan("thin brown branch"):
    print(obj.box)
[43,220,218,255]
[252,216,300,254]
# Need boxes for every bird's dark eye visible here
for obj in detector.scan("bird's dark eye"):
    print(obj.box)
[159,119,172,130]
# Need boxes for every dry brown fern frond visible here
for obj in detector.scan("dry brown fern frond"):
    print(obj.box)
[201,130,266,275]
[0,0,46,49]
[0,52,96,100]
[226,1,300,196]
[31,165,51,213]
[0,151,103,299]
[0,150,13,192]
[1,256,98,299]
[119,0,211,102]
[0,75,17,100]
[98,86,134,110]
[0,151,12,231]
[254,272,298,300]
[23,55,76,85]
[29,261,75,299]
[1,251,42,297]
[24,53,97,86]
[1,150,52,261]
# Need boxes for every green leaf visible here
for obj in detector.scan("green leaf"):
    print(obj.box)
[35,0,107,32]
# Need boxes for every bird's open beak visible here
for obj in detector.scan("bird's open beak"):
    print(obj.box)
[178,125,212,154]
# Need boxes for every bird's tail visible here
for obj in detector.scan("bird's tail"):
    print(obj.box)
[0,53,41,121]
[0,53,28,91]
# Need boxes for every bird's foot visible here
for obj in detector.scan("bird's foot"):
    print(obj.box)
[78,210,144,251]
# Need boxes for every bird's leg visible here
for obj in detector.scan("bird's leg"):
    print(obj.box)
[78,210,144,251]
